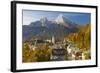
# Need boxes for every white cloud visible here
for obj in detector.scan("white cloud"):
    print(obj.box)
[23,15,34,25]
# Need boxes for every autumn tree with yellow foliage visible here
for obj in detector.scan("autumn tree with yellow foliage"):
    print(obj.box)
[64,24,91,51]
[22,43,53,62]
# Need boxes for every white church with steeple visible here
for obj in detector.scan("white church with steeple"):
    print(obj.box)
[51,35,55,44]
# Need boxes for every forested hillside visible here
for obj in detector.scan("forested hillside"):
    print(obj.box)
[64,24,91,51]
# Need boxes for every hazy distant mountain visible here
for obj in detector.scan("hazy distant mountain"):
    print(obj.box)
[23,14,80,41]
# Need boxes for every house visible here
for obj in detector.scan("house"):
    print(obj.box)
[66,44,82,60]
[67,44,80,54]
[50,48,66,61]
[45,35,55,44]
[29,44,37,51]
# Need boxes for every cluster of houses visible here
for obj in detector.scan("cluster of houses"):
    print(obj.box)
[50,42,90,61]
[27,36,90,61]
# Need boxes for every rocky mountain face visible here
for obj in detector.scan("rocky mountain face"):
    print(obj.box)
[23,14,80,41]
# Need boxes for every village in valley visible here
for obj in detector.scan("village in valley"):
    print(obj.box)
[22,11,91,63]
[23,34,91,62]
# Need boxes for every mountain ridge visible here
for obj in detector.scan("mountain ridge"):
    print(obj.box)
[23,14,81,41]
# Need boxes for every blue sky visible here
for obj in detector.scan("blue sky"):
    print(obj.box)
[23,10,91,25]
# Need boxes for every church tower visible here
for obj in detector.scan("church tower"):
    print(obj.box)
[52,36,55,44]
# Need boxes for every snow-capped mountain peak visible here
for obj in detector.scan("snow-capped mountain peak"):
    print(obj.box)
[40,16,48,26]
[54,14,79,28]
[55,14,71,27]
[55,14,65,24]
